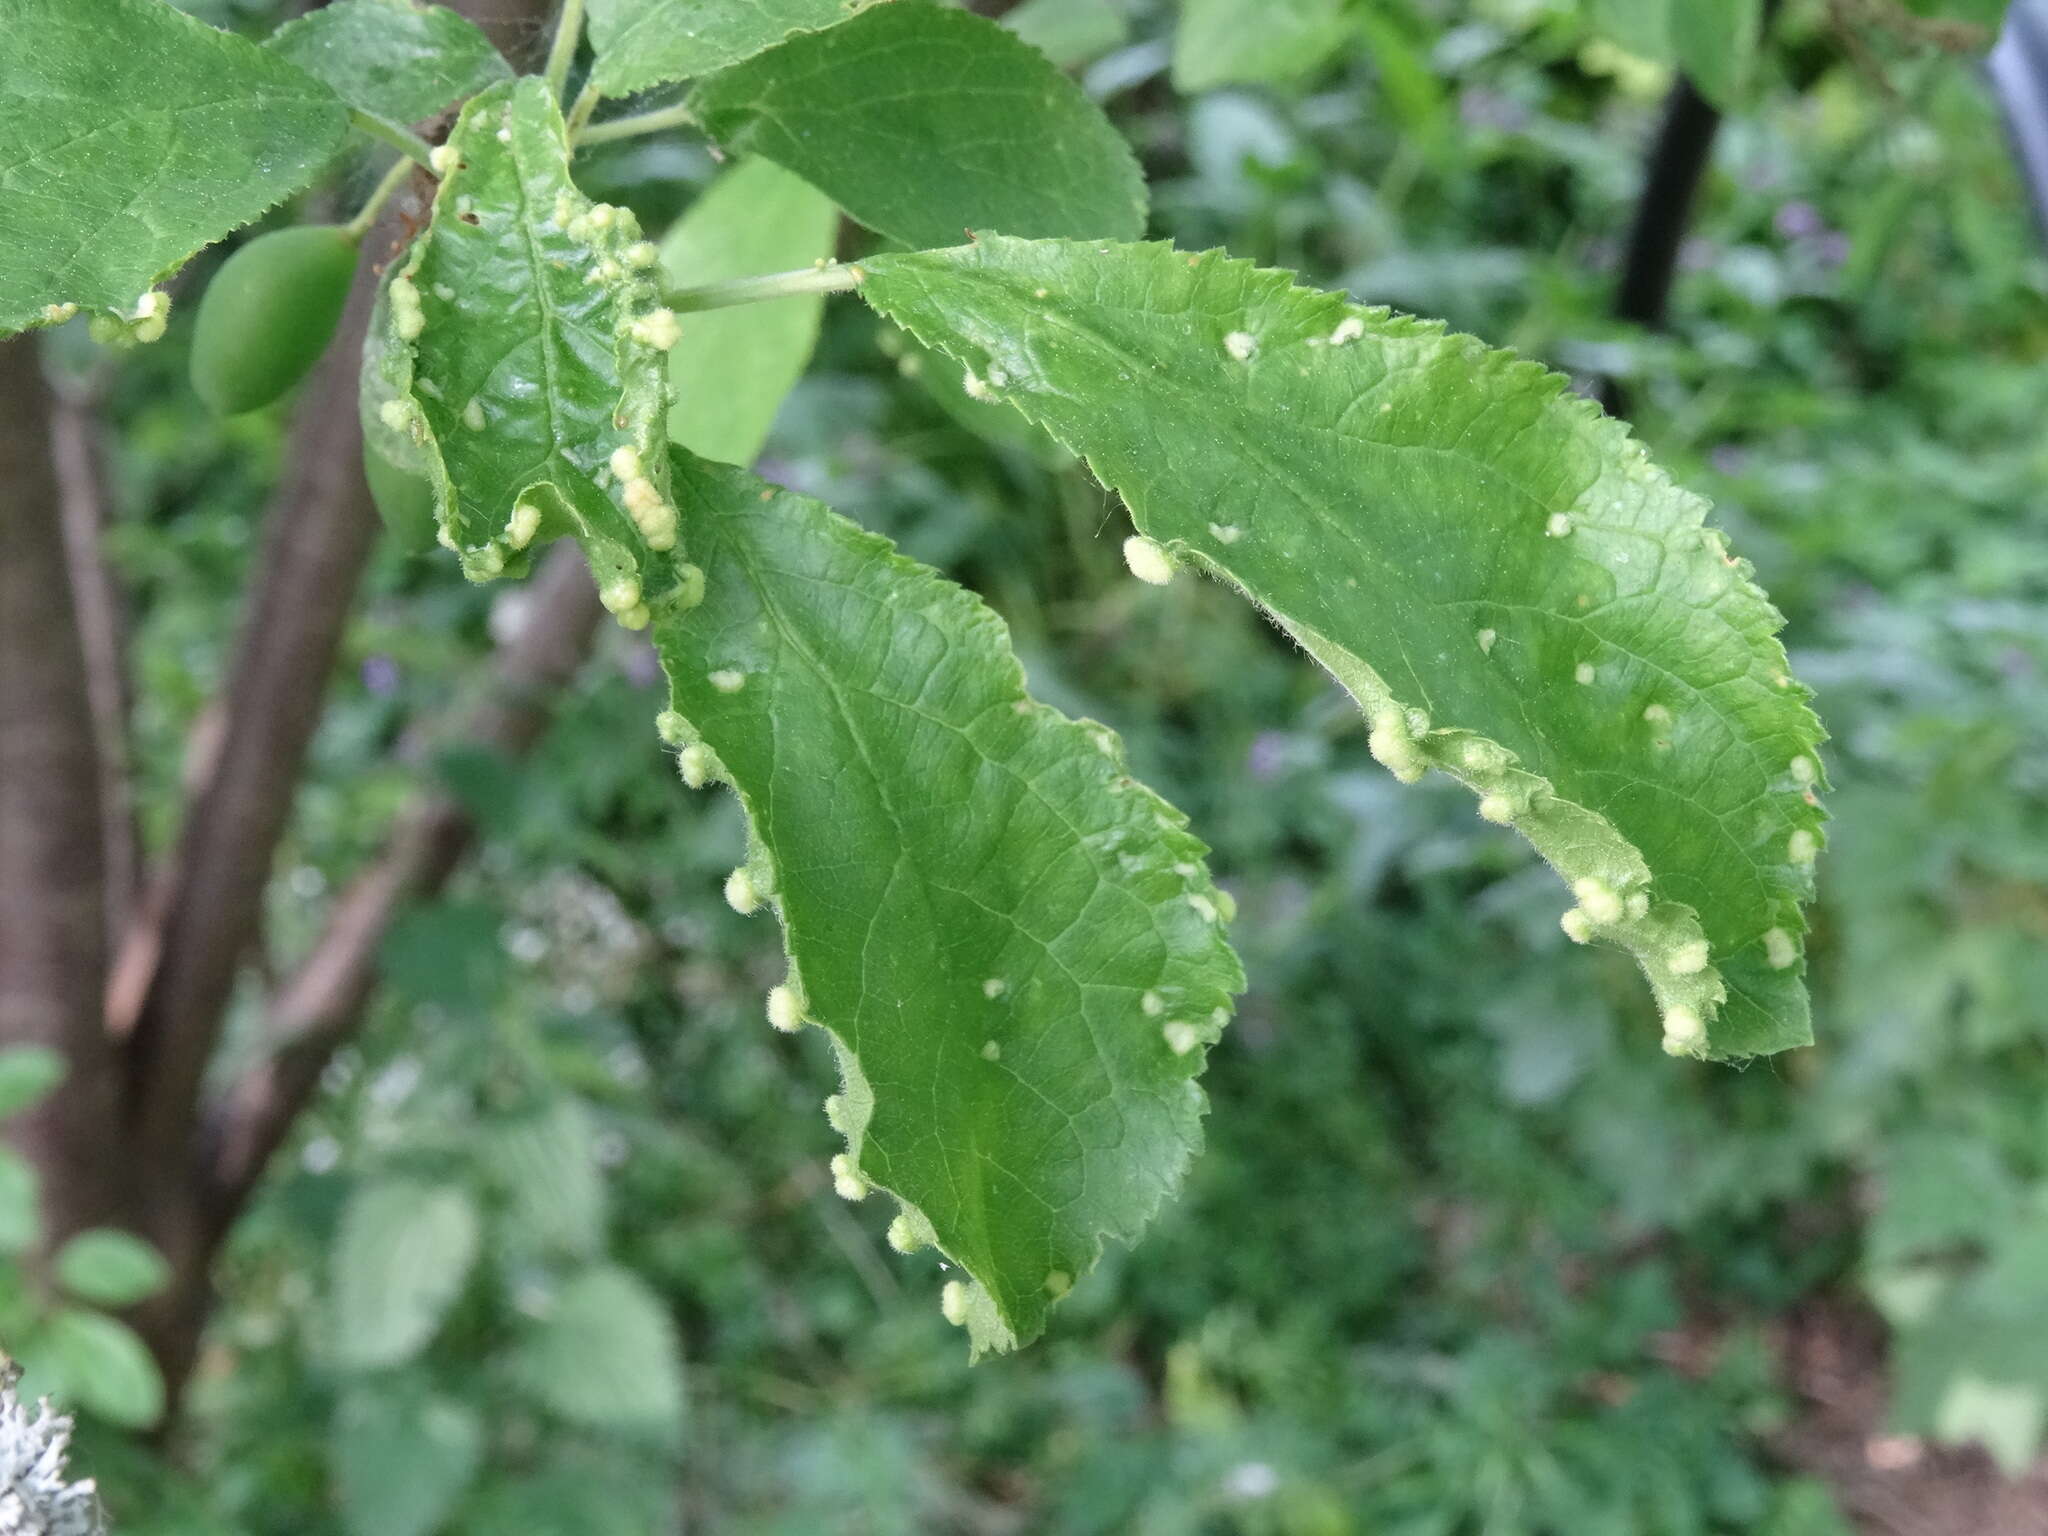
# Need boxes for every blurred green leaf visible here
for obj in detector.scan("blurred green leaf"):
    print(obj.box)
[862,236,1827,1058]
[651,451,1243,1352]
[492,1098,607,1258]
[1002,0,1130,68]
[333,1384,483,1536]
[0,1045,66,1120]
[514,1266,684,1436]
[660,157,839,466]
[0,0,350,336]
[53,1228,171,1308]
[688,4,1148,247]
[332,1181,481,1371]
[0,1148,39,1255]
[266,0,509,135]
[1171,0,1350,92]
[30,1309,166,1429]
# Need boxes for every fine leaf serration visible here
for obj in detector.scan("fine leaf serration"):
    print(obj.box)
[861,236,1828,1060]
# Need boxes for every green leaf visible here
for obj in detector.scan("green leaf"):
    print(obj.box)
[660,158,839,465]
[860,236,1827,1061]
[491,1099,607,1258]
[267,0,510,136]
[331,1181,481,1371]
[0,1045,66,1120]
[333,1384,484,1536]
[29,1309,166,1428]
[0,0,349,336]
[1582,0,1762,107]
[513,1266,684,1436]
[585,0,888,98]
[0,1148,40,1255]
[648,451,1243,1352]
[374,77,689,603]
[688,3,1147,248]
[1171,0,1351,92]
[53,1228,171,1308]
[1003,0,1131,68]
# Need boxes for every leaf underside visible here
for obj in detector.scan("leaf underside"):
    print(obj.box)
[0,0,349,335]
[266,0,511,135]
[585,0,888,98]
[383,83,1241,1350]
[654,450,1243,1352]
[687,2,1149,249]
[861,236,1828,1061]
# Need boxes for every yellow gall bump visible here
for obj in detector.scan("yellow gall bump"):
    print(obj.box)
[723,867,759,915]
[1764,927,1797,969]
[1661,1006,1706,1056]
[887,1213,922,1253]
[1790,755,1817,786]
[506,502,541,550]
[610,445,643,481]
[616,602,651,631]
[1162,1020,1200,1055]
[1140,990,1164,1016]
[1477,794,1515,825]
[1045,1270,1072,1298]
[1123,535,1176,586]
[1574,662,1595,685]
[1187,893,1218,923]
[1208,522,1242,544]
[980,1039,1001,1061]
[982,977,1007,999]
[552,191,576,226]
[1572,877,1623,925]
[41,302,77,324]
[598,576,642,615]
[830,1153,867,1202]
[1666,940,1710,975]
[1644,704,1672,724]
[655,709,688,746]
[961,368,992,399]
[462,398,485,431]
[378,400,414,433]
[623,475,662,515]
[1560,908,1592,944]
[677,743,713,789]
[1329,315,1365,346]
[823,1094,847,1132]
[1367,706,1425,784]
[631,308,682,351]
[625,241,659,269]
[429,144,459,175]
[940,1280,969,1326]
[1626,891,1650,921]
[709,669,746,694]
[1223,330,1257,361]
[1477,628,1497,654]
[1788,828,1818,866]
[587,204,616,230]
[766,984,802,1033]
[1546,513,1572,537]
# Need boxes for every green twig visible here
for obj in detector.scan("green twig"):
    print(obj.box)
[663,263,867,314]
[565,80,602,139]
[543,0,587,101]
[343,156,415,242]
[348,109,434,170]
[573,100,698,149]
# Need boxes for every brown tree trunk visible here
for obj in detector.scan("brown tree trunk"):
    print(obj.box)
[0,337,127,1242]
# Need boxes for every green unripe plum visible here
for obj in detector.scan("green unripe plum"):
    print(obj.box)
[189,225,358,415]
[362,443,438,554]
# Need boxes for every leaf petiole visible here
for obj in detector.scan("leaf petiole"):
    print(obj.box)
[349,109,434,169]
[343,156,415,242]
[543,0,586,101]
[572,100,697,149]
[662,263,865,314]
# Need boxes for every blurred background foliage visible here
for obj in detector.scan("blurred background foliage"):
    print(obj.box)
[14,0,2048,1530]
